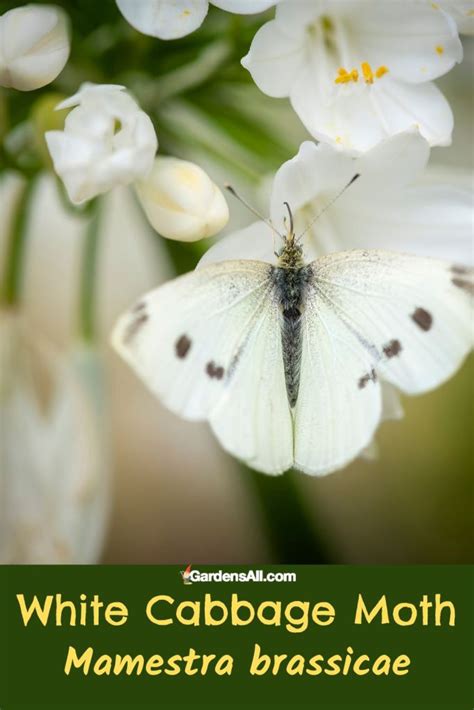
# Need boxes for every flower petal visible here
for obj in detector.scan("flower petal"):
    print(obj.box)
[46,84,157,204]
[360,381,404,461]
[198,219,275,268]
[212,0,277,12]
[242,19,306,97]
[270,131,431,233]
[353,130,430,191]
[349,0,463,83]
[136,157,228,242]
[292,70,454,150]
[0,315,108,564]
[328,180,473,264]
[370,76,454,147]
[115,0,209,40]
[290,63,387,152]
[56,83,126,110]
[0,4,70,91]
[270,141,355,230]
[274,0,323,37]
[440,1,474,35]
[381,382,404,422]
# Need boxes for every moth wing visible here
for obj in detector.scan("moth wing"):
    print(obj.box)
[209,298,294,475]
[112,260,293,474]
[311,250,473,394]
[294,250,472,476]
[294,294,383,475]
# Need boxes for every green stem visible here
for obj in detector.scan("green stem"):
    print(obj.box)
[79,200,102,343]
[1,177,37,307]
[249,469,332,563]
[0,88,9,147]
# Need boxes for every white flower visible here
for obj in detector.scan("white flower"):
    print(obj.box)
[242,0,463,151]
[135,156,229,241]
[116,0,277,40]
[200,131,473,268]
[439,1,474,34]
[0,4,70,91]
[45,84,158,204]
[0,313,108,564]
[201,130,472,459]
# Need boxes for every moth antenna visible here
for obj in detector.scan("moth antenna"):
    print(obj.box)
[284,202,294,238]
[298,173,360,241]
[224,183,284,239]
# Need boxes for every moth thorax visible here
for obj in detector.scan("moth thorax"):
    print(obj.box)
[277,240,305,269]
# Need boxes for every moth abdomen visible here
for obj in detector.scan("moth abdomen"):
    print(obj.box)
[281,308,303,408]
[272,264,312,409]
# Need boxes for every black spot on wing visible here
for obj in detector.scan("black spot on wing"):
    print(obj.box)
[124,313,149,343]
[131,300,147,313]
[358,369,377,389]
[451,264,469,275]
[451,265,473,294]
[175,334,192,359]
[452,277,474,295]
[383,339,402,358]
[206,361,224,380]
[411,307,432,331]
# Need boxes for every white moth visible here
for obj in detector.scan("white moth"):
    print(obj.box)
[112,191,472,476]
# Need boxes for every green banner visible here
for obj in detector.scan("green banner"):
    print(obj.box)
[1,565,472,708]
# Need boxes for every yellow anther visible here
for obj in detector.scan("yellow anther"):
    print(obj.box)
[335,63,386,86]
[361,61,374,83]
[335,136,343,144]
[375,65,388,78]
[335,66,359,84]
[436,45,444,55]
[431,2,439,8]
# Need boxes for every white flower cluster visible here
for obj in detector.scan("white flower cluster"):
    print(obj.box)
[44,83,229,240]
[0,0,472,560]
[2,1,471,244]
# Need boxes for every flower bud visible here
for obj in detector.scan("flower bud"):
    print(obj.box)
[136,156,229,241]
[0,312,109,563]
[45,83,158,204]
[0,4,70,91]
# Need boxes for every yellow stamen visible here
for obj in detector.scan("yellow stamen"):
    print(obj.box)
[431,2,439,8]
[436,45,444,54]
[468,9,474,16]
[375,65,388,78]
[335,136,343,144]
[335,63,387,86]
[361,61,374,83]
[335,66,359,84]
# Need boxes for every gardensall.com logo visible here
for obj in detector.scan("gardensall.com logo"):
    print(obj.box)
[180,565,296,584]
